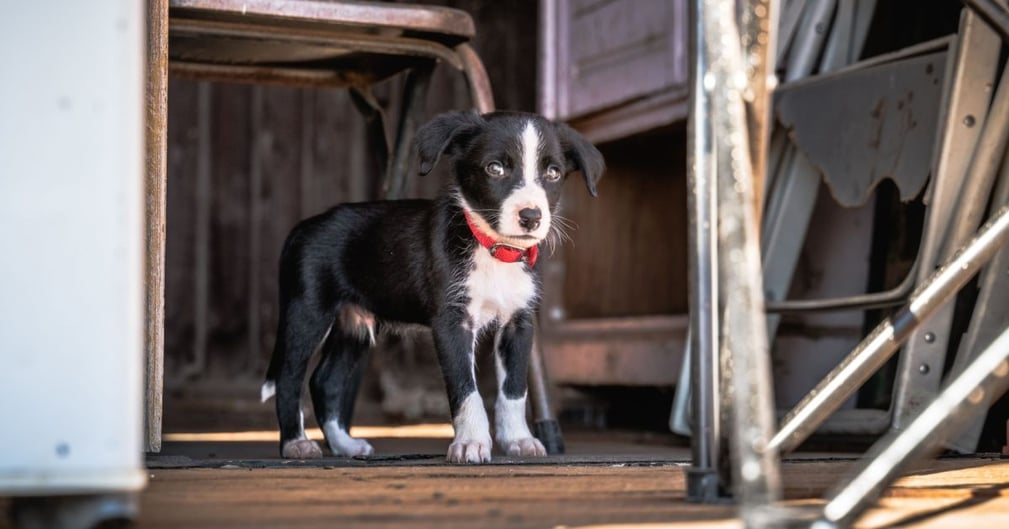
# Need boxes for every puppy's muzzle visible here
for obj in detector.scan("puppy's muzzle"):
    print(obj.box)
[518,207,542,232]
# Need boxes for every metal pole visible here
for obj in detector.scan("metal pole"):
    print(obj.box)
[529,324,564,455]
[704,0,782,522]
[815,324,1009,528]
[686,0,722,503]
[769,204,1009,455]
[741,0,779,223]
[783,0,836,83]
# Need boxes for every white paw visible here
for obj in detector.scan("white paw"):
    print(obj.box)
[323,419,374,457]
[331,436,374,457]
[503,437,547,457]
[282,439,323,459]
[446,438,492,464]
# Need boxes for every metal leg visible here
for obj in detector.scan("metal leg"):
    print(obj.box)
[759,0,841,343]
[769,204,1009,455]
[686,0,723,502]
[947,149,1009,452]
[349,86,390,200]
[456,43,495,114]
[815,323,1009,528]
[384,63,434,200]
[703,0,782,520]
[891,8,1002,430]
[783,0,836,83]
[529,323,564,455]
[761,151,820,341]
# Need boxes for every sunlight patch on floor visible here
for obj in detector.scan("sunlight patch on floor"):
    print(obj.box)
[164,423,455,442]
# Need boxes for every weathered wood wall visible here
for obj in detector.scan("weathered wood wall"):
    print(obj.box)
[561,126,688,319]
[162,0,692,430]
[164,1,539,396]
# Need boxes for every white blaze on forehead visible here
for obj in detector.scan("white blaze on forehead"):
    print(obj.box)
[521,120,541,186]
[497,120,551,240]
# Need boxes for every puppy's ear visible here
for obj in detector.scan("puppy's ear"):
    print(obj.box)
[415,110,484,175]
[554,121,605,197]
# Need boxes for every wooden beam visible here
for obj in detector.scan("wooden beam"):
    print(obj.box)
[145,0,169,453]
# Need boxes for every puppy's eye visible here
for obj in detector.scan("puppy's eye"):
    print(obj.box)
[485,161,505,178]
[544,165,562,182]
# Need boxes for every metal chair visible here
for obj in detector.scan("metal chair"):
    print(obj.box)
[685,0,1009,526]
[143,0,562,454]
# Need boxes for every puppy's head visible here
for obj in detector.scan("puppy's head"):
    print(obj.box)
[416,111,605,248]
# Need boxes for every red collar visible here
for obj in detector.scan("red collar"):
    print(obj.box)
[463,210,539,267]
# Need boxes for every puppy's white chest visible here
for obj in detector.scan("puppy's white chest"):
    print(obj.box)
[464,248,537,330]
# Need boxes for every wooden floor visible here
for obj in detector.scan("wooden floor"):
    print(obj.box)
[132,435,1009,529]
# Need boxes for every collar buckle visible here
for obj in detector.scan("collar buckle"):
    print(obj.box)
[489,242,529,263]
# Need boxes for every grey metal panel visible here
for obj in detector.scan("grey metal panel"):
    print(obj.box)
[775,51,947,208]
[769,204,1009,455]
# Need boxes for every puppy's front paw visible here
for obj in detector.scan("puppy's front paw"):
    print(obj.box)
[503,437,547,457]
[282,439,323,459]
[446,438,492,464]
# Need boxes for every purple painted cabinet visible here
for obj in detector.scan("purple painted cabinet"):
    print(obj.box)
[540,0,689,143]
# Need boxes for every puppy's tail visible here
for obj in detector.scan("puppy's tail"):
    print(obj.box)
[261,343,280,403]
[260,380,276,403]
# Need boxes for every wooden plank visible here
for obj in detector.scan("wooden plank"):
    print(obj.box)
[190,82,212,379]
[251,86,305,376]
[133,458,1009,529]
[563,0,688,118]
[559,125,689,319]
[543,326,685,386]
[145,0,169,453]
[208,83,252,372]
[306,88,366,211]
[164,79,201,387]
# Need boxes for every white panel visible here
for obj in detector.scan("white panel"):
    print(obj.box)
[0,0,146,493]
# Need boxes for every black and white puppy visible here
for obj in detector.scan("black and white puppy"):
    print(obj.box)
[260,110,604,463]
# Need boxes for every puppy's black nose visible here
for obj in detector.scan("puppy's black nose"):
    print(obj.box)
[518,207,542,231]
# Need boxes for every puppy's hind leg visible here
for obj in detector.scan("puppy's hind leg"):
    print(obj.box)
[310,304,375,457]
[272,300,333,459]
